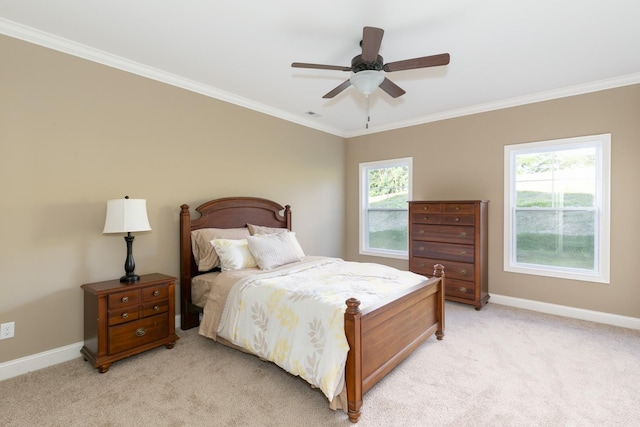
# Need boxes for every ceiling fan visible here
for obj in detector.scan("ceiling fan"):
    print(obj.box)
[291,26,450,100]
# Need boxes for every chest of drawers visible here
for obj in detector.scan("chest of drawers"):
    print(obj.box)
[409,200,489,310]
[81,273,179,372]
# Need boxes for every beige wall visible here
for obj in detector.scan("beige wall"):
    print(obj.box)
[0,36,346,363]
[2,32,638,365]
[346,84,640,318]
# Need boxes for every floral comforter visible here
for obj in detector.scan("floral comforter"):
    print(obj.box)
[210,257,427,402]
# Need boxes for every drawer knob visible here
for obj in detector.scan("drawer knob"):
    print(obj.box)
[153,305,160,311]
[459,232,467,238]
[454,217,460,222]
[459,269,468,276]
[460,250,467,256]
[121,312,129,319]
[153,290,160,297]
[121,296,128,303]
[418,246,425,251]
[419,263,425,268]
[459,287,467,293]
[423,206,429,210]
[135,328,147,337]
[454,206,460,211]
[419,229,425,234]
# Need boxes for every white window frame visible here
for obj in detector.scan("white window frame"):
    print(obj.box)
[359,157,412,259]
[504,134,611,283]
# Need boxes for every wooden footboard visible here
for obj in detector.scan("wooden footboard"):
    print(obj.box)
[344,265,445,423]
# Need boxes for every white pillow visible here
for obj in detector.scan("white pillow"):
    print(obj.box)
[246,232,305,270]
[210,238,257,271]
[191,228,250,271]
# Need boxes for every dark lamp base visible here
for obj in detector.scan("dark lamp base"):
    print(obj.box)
[120,274,140,284]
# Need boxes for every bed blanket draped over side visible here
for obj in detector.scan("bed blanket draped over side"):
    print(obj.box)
[199,257,427,402]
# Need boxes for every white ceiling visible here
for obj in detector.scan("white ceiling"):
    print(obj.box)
[2,1,640,137]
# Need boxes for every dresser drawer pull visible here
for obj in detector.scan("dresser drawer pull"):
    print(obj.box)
[423,216,429,221]
[419,229,425,234]
[459,287,467,293]
[135,328,147,337]
[454,217,460,222]
[454,206,460,211]
[153,290,160,297]
[419,263,425,268]
[121,296,128,303]
[460,250,467,256]
[153,305,160,311]
[459,232,467,238]
[418,246,425,251]
[121,312,129,319]
[423,206,429,211]
[459,269,468,276]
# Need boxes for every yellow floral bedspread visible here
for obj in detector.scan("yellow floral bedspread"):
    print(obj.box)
[217,257,427,402]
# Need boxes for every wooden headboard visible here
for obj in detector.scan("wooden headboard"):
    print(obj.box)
[179,196,291,330]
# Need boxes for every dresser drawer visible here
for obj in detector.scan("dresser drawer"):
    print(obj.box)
[108,313,169,355]
[446,278,476,301]
[411,212,442,224]
[411,203,442,214]
[142,285,168,301]
[411,257,475,281]
[413,224,475,244]
[108,290,140,308]
[412,241,474,263]
[442,214,475,226]
[108,306,140,326]
[443,203,476,215]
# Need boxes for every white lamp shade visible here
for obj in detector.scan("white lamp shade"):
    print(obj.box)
[103,198,152,234]
[349,70,385,96]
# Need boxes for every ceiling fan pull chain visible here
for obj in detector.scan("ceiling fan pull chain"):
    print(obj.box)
[365,95,371,129]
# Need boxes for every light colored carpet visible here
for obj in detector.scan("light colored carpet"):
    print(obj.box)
[1,301,639,426]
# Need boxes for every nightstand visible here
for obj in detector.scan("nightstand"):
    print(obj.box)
[80,273,179,373]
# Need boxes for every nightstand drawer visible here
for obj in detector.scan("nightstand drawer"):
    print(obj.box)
[108,314,169,354]
[142,300,168,317]
[108,290,140,308]
[142,285,167,301]
[108,306,140,326]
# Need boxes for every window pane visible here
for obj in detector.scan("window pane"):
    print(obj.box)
[367,166,409,208]
[367,210,408,251]
[515,209,595,269]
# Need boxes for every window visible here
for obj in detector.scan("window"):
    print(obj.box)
[359,157,412,259]
[504,134,610,283]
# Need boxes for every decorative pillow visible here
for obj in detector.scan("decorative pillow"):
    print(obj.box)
[210,239,257,271]
[247,223,287,236]
[247,232,305,270]
[191,228,250,271]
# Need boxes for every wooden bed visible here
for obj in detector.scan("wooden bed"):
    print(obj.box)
[179,196,445,423]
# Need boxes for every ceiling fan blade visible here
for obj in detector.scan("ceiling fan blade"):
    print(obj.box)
[383,53,450,72]
[322,80,352,99]
[361,26,384,63]
[379,78,406,98]
[292,62,352,72]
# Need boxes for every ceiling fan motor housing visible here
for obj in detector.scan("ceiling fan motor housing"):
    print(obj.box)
[351,54,384,73]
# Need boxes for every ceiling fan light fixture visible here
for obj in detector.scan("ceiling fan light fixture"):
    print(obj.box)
[350,70,384,96]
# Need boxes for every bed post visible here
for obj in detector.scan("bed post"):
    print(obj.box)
[433,264,445,340]
[179,204,198,330]
[344,298,362,423]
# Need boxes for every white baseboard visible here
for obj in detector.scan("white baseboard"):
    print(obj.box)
[0,315,182,382]
[490,294,640,330]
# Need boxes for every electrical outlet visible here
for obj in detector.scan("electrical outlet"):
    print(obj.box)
[0,322,15,340]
